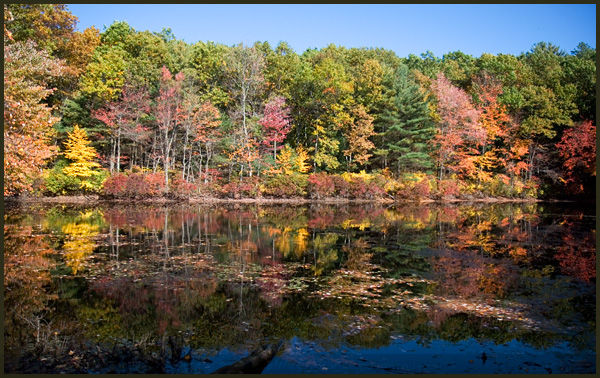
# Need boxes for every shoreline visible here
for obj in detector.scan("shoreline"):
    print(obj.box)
[3,195,550,205]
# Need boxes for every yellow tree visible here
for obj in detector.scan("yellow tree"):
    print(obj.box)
[276,145,311,175]
[295,146,311,173]
[341,104,376,169]
[62,125,103,191]
[276,145,295,175]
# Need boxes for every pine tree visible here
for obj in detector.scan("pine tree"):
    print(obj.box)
[378,64,435,175]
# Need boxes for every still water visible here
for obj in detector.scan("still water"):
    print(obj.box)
[3,202,596,373]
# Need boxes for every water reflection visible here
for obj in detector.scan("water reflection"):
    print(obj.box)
[3,202,596,373]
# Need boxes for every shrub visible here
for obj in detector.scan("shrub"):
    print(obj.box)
[347,176,369,199]
[170,177,198,198]
[195,181,219,197]
[413,179,431,198]
[331,175,349,198]
[45,160,81,195]
[366,181,387,199]
[102,173,128,198]
[125,173,149,197]
[27,170,48,197]
[262,174,308,198]
[395,174,433,200]
[367,174,389,199]
[220,177,261,198]
[89,169,109,193]
[145,172,166,196]
[307,172,335,199]
[437,179,460,198]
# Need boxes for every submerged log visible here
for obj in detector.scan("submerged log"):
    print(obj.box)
[211,339,285,374]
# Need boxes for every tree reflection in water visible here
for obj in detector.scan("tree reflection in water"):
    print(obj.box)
[3,202,595,373]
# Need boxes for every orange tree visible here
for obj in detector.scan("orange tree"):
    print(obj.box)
[4,39,64,196]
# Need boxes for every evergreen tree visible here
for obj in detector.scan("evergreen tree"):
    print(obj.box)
[377,65,435,175]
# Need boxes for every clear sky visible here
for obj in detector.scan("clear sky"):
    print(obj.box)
[66,4,596,58]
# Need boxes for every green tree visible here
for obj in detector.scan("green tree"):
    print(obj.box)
[79,44,129,103]
[264,41,301,100]
[563,43,596,123]
[377,65,435,175]
[223,43,266,177]
[304,54,356,172]
[190,41,230,108]
[441,50,476,90]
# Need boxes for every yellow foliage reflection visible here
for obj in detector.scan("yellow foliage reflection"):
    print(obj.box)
[276,227,309,258]
[62,217,99,275]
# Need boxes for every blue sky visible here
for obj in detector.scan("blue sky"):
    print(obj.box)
[67,4,596,57]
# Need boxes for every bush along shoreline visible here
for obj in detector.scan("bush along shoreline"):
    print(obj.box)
[8,169,545,204]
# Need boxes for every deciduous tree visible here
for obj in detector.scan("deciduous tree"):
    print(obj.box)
[62,125,103,192]
[259,96,291,160]
[556,120,596,193]
[430,72,484,180]
[4,40,64,196]
[341,104,375,169]
[156,66,185,189]
[92,81,151,173]
[224,44,265,177]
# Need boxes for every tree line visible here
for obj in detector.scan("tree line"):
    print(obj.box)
[4,4,596,199]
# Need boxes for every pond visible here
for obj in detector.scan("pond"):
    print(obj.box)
[3,201,596,373]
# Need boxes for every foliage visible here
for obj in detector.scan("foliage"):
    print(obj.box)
[341,171,386,199]
[3,7,597,200]
[126,172,165,198]
[100,172,165,198]
[61,125,105,192]
[169,177,198,198]
[436,179,461,198]
[78,44,129,102]
[220,177,262,199]
[259,96,292,159]
[4,39,63,196]
[330,174,350,198]
[430,72,484,180]
[395,174,435,200]
[555,120,596,194]
[307,172,336,199]
[276,145,310,175]
[101,172,128,198]
[45,160,81,195]
[262,174,308,198]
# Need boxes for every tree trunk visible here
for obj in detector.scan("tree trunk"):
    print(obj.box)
[116,127,121,173]
[110,137,116,174]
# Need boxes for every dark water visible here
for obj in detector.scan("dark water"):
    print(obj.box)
[3,201,596,373]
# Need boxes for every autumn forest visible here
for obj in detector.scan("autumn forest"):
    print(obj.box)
[3,4,597,374]
[3,4,597,201]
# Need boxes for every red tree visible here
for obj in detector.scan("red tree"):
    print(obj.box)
[156,66,184,189]
[430,72,484,180]
[92,82,151,173]
[556,120,596,194]
[259,96,291,160]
